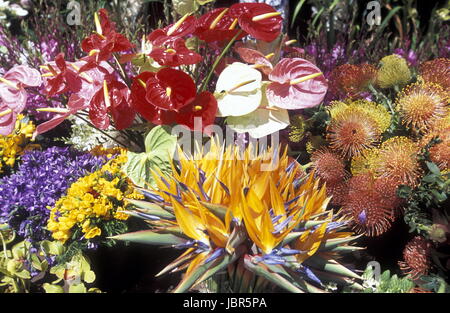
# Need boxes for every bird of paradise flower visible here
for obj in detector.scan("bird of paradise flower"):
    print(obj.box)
[111,138,363,293]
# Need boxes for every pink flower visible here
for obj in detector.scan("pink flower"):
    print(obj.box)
[0,65,41,135]
[33,94,87,138]
[266,58,328,110]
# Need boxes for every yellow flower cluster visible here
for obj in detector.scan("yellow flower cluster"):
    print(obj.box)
[0,115,36,173]
[47,151,144,243]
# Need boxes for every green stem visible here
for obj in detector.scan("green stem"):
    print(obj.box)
[200,30,243,92]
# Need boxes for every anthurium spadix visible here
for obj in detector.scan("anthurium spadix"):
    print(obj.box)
[266,58,328,110]
[227,83,289,138]
[215,62,262,117]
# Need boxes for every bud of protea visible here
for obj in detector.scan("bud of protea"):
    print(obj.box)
[419,58,450,90]
[377,55,412,89]
[288,114,306,143]
[399,236,433,280]
[429,224,448,243]
[311,148,349,184]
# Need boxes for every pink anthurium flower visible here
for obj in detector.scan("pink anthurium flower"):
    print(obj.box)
[0,65,41,135]
[33,94,87,138]
[266,58,328,110]
[0,103,16,136]
[0,65,41,112]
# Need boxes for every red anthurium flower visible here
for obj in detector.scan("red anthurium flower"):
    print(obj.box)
[80,9,134,72]
[148,35,202,67]
[41,53,83,96]
[229,3,282,42]
[266,58,328,109]
[160,15,197,38]
[176,91,218,134]
[144,68,196,111]
[89,80,135,130]
[194,8,245,43]
[234,44,273,75]
[130,72,177,125]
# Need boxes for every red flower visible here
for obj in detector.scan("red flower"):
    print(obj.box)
[266,58,328,109]
[158,15,197,38]
[229,3,282,42]
[80,9,134,72]
[130,72,177,125]
[176,91,218,133]
[144,68,196,111]
[147,33,202,67]
[42,53,82,96]
[234,43,273,75]
[89,80,135,130]
[194,8,245,43]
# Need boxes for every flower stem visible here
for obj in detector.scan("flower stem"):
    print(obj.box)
[74,114,129,148]
[200,30,243,92]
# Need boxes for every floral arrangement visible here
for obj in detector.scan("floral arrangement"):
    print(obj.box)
[0,1,448,294]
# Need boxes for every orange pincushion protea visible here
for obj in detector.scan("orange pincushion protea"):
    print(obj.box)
[327,109,382,158]
[371,136,422,187]
[328,64,377,99]
[399,236,432,280]
[342,173,399,236]
[421,117,450,171]
[395,82,449,133]
[419,58,450,90]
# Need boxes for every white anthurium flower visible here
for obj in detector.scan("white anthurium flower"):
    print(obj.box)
[215,62,262,117]
[226,83,290,139]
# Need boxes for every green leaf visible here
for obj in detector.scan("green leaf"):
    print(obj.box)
[109,230,186,246]
[426,161,441,176]
[69,283,87,293]
[42,283,64,293]
[291,0,307,28]
[124,126,177,188]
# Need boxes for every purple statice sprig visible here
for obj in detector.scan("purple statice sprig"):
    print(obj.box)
[0,147,108,243]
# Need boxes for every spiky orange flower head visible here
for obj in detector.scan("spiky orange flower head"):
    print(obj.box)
[311,148,349,184]
[342,173,400,236]
[326,180,349,206]
[419,58,450,90]
[327,107,382,159]
[421,120,450,171]
[371,136,422,187]
[396,82,449,132]
[328,63,377,99]
[399,236,432,280]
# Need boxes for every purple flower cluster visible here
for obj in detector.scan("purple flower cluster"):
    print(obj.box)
[0,147,107,243]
